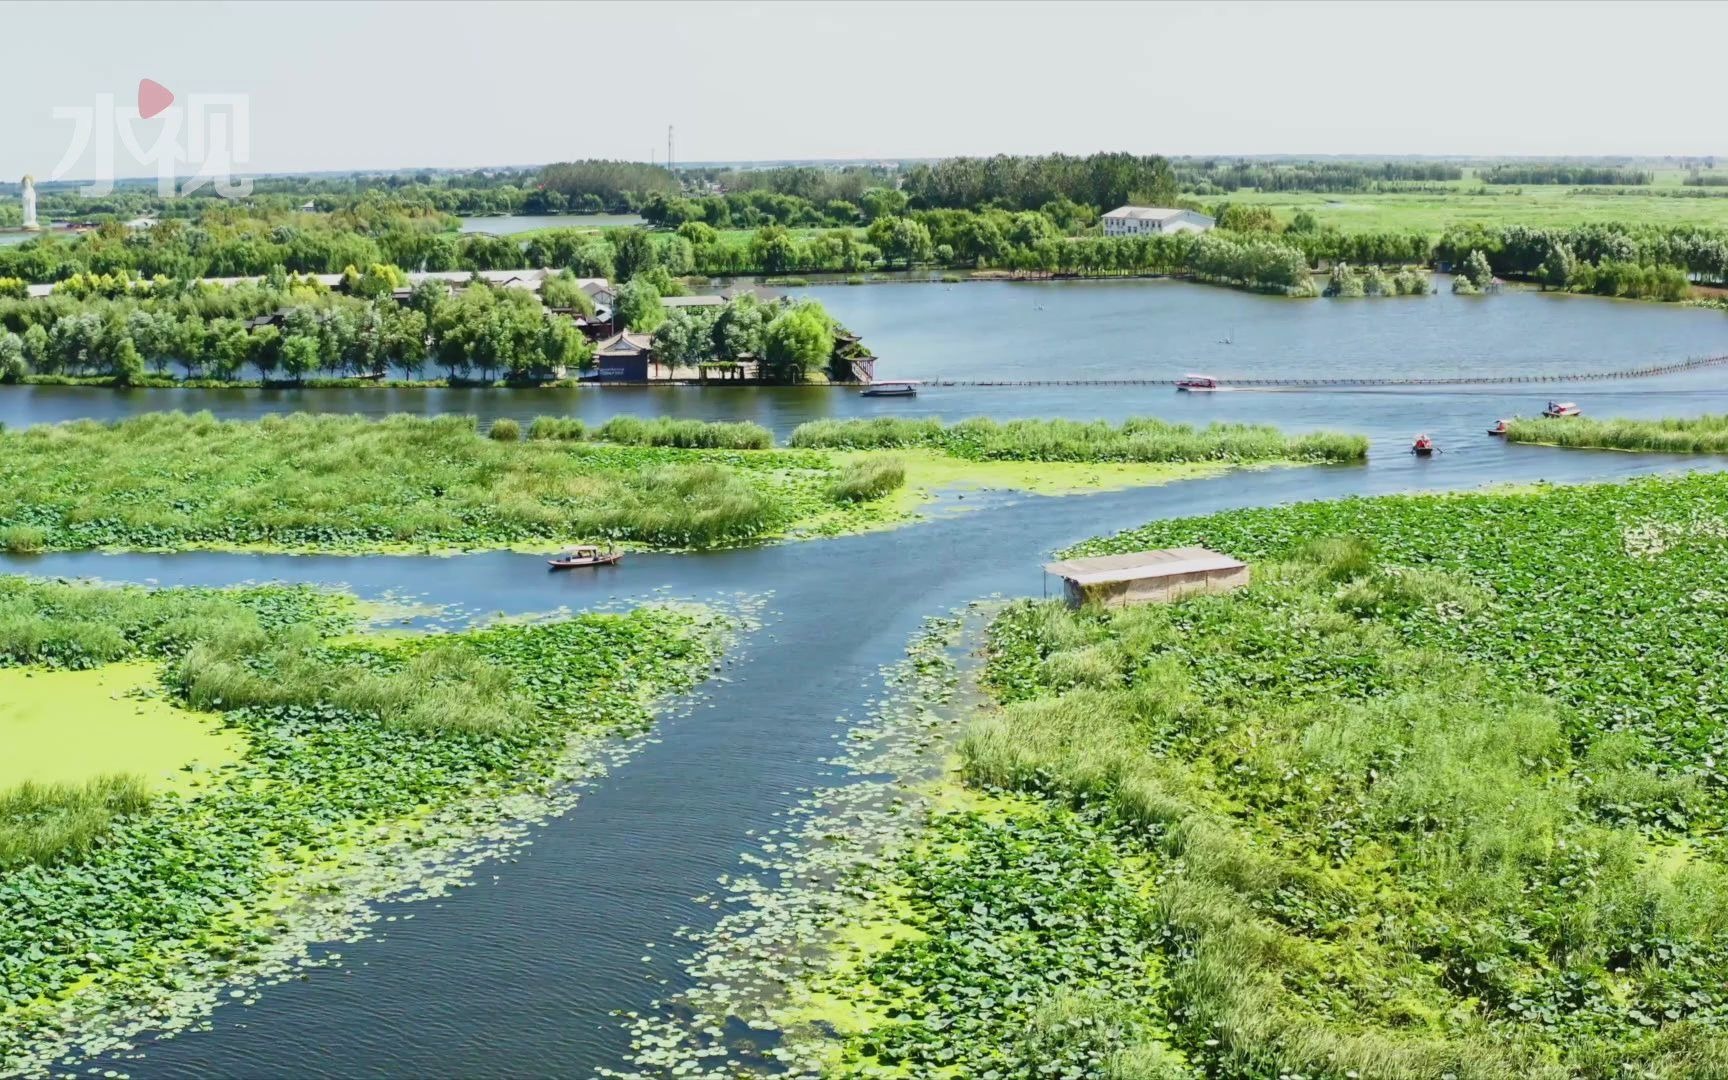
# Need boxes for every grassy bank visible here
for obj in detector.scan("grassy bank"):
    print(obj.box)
[1507,414,1728,453]
[0,577,727,1074]
[698,471,1728,1077]
[789,416,1368,464]
[0,412,1363,555]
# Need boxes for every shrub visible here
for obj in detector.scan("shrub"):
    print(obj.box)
[488,417,521,441]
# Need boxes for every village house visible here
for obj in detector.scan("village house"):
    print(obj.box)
[590,331,656,382]
[1100,206,1215,237]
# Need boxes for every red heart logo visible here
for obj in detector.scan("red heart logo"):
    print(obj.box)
[138,78,174,119]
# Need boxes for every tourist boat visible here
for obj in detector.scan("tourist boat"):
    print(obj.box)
[548,545,622,570]
[861,380,918,397]
[1176,373,1220,392]
[1543,401,1582,418]
[1488,418,1510,436]
[1411,433,1436,456]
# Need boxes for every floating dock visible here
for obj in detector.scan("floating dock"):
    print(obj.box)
[1043,546,1249,608]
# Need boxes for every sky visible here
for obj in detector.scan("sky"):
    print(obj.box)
[2,0,1725,182]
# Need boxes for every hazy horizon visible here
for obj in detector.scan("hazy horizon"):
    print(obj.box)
[2,0,1725,182]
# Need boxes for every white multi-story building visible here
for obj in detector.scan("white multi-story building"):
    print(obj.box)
[1101,206,1215,237]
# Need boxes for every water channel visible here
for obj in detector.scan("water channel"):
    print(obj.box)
[4,279,1728,1076]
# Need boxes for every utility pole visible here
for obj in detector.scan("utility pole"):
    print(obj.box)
[668,125,675,175]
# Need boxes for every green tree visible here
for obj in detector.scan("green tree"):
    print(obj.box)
[614,277,667,333]
[0,330,27,383]
[714,294,769,360]
[860,187,909,222]
[111,336,145,386]
[540,271,598,313]
[1463,249,1495,289]
[1538,242,1577,290]
[610,229,658,281]
[280,334,320,382]
[867,217,934,269]
[762,301,835,383]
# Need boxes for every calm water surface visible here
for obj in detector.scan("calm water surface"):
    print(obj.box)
[5,281,1728,1077]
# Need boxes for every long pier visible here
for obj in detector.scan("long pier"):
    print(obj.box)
[929,353,1728,389]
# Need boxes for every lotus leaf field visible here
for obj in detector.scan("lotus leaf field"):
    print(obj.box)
[658,471,1728,1078]
[0,577,727,1075]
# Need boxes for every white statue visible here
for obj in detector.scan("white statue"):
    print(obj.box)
[21,174,39,230]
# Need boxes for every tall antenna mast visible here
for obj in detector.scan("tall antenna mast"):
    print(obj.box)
[668,124,675,174]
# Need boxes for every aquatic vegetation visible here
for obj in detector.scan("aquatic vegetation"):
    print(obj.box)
[642,471,1728,1076]
[527,415,588,441]
[0,412,1353,555]
[595,415,774,450]
[789,415,1368,464]
[1508,413,1728,453]
[487,416,521,440]
[0,775,151,868]
[827,455,906,503]
[0,412,832,552]
[0,576,728,1074]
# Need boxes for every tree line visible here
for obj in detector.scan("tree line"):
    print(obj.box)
[1173,160,1463,194]
[1479,165,1653,185]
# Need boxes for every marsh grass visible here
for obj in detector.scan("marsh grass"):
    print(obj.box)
[790,415,1367,463]
[827,455,906,503]
[528,416,587,441]
[487,417,521,441]
[957,540,1728,1074]
[595,415,773,450]
[0,412,809,551]
[1508,414,1728,453]
[0,775,151,867]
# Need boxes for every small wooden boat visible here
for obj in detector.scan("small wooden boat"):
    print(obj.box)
[1488,419,1510,436]
[1176,373,1220,392]
[861,380,918,398]
[1412,433,1436,456]
[548,545,622,570]
[1543,401,1582,418]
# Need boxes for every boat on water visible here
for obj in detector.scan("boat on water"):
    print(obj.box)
[1176,373,1220,392]
[1488,418,1511,436]
[1544,401,1582,418]
[548,545,622,570]
[1412,433,1437,456]
[861,380,918,398]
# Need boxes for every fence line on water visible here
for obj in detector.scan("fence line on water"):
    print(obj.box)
[926,353,1728,389]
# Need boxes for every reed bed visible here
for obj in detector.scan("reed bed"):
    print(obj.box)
[0,412,802,551]
[827,455,906,503]
[1507,414,1728,453]
[789,415,1367,464]
[595,416,773,450]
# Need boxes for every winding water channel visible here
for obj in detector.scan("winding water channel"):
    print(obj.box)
[6,280,1728,1077]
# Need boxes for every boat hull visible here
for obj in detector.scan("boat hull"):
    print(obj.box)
[548,554,622,570]
[861,387,916,397]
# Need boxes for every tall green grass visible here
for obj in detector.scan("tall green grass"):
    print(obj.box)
[827,455,906,503]
[1507,414,1728,453]
[0,775,151,867]
[789,416,1367,464]
[0,412,798,551]
[528,416,587,441]
[595,415,773,450]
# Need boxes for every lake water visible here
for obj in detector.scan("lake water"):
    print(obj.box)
[458,213,644,234]
[5,280,1728,1077]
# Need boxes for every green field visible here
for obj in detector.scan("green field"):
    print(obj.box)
[1222,168,1728,234]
